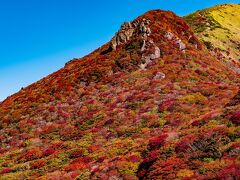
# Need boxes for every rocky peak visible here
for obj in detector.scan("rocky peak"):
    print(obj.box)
[107,10,203,71]
[110,18,163,70]
[111,18,152,51]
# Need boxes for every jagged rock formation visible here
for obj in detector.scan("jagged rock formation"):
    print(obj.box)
[165,31,186,51]
[140,40,161,70]
[111,18,160,70]
[111,19,151,51]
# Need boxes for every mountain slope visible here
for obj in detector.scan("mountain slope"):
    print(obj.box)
[0,10,239,179]
[184,4,240,73]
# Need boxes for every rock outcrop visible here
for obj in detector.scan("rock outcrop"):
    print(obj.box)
[165,31,186,51]
[110,18,151,51]
[140,40,161,70]
[153,72,166,80]
[111,18,162,70]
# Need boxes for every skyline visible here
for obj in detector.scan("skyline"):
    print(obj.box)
[1,0,240,101]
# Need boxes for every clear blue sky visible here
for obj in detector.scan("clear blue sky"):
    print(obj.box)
[1,0,239,101]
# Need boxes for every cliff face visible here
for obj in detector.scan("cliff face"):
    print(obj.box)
[0,9,239,179]
[184,4,240,73]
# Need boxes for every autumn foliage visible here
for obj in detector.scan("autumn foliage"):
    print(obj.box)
[0,8,239,179]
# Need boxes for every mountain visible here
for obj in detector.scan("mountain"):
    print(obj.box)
[184,4,240,73]
[0,9,239,179]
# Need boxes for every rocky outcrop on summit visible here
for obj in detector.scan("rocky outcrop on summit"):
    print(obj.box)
[110,18,162,70]
[106,10,203,72]
[110,19,151,51]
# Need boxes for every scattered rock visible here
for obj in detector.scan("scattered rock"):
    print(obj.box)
[165,32,174,40]
[153,72,166,80]
[109,176,123,180]
[141,40,146,52]
[176,39,186,51]
[165,31,186,51]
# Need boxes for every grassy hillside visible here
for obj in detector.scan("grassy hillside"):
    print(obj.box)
[184,4,240,73]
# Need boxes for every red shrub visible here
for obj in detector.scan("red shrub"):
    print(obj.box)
[0,168,12,174]
[24,149,42,161]
[43,148,55,157]
[49,106,55,112]
[128,155,141,162]
[158,100,175,112]
[71,157,92,165]
[40,123,59,135]
[175,135,197,153]
[69,149,84,158]
[97,156,107,163]
[51,142,64,149]
[137,150,159,178]
[147,157,187,179]
[88,144,100,152]
[191,120,201,126]
[30,159,46,169]
[202,113,215,121]
[230,111,240,125]
[70,172,80,179]
[175,140,190,153]
[59,125,80,140]
[137,169,147,178]
[90,127,99,133]
[218,164,240,178]
[65,163,87,172]
[195,69,203,75]
[0,147,6,154]
[149,134,168,149]
[143,150,158,164]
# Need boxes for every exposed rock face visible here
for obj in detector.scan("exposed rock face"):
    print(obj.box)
[140,40,161,70]
[111,18,162,70]
[111,19,151,51]
[111,22,135,50]
[165,31,186,51]
[165,32,174,40]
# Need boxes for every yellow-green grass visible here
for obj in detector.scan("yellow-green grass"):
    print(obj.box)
[184,4,240,72]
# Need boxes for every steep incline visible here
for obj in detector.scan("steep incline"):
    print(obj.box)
[184,4,240,73]
[0,10,239,179]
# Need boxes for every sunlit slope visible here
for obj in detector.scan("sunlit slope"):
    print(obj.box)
[184,4,240,73]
